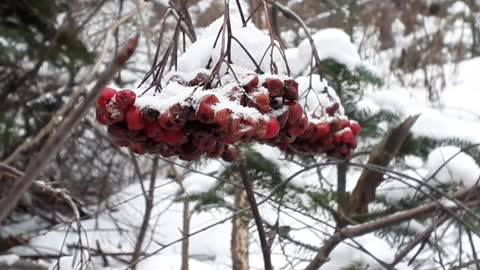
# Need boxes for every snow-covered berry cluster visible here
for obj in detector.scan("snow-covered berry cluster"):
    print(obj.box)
[95,69,360,161]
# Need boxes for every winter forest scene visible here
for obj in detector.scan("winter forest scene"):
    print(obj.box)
[2,0,480,269]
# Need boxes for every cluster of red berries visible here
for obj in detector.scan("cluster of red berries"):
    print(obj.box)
[266,102,360,157]
[96,71,361,161]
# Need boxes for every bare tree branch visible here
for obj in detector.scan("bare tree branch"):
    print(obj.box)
[131,157,159,270]
[0,35,139,224]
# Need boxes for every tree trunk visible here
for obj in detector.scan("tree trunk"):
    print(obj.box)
[181,200,190,270]
[231,186,250,270]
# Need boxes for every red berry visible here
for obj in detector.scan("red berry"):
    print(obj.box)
[276,109,289,128]
[316,123,331,137]
[252,92,270,113]
[192,136,216,152]
[326,103,339,116]
[341,129,355,145]
[332,119,343,131]
[287,101,304,124]
[97,87,116,108]
[263,78,283,98]
[158,110,185,131]
[189,73,208,86]
[283,79,299,100]
[197,95,219,123]
[301,123,316,140]
[340,119,350,129]
[287,116,309,137]
[145,122,162,138]
[243,73,259,91]
[96,107,110,125]
[350,121,361,135]
[215,109,233,133]
[126,107,145,131]
[115,89,136,111]
[160,130,188,145]
[264,116,280,139]
[130,142,146,154]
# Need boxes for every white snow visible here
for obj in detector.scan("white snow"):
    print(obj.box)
[448,1,471,16]
[292,28,361,73]
[177,16,289,75]
[425,146,480,187]
[0,254,19,265]
[362,56,480,144]
[182,161,221,195]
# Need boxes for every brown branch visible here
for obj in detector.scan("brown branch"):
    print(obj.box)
[0,35,139,225]
[131,157,159,270]
[349,114,420,215]
[237,153,273,270]
[0,163,84,220]
[304,185,480,270]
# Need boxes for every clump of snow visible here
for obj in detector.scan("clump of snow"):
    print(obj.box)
[177,16,288,75]
[133,82,195,113]
[426,146,480,187]
[379,169,424,204]
[323,234,400,270]
[133,69,269,121]
[294,28,361,72]
[0,254,19,265]
[404,155,424,169]
[448,1,471,16]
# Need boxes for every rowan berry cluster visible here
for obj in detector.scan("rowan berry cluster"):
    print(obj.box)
[96,70,360,161]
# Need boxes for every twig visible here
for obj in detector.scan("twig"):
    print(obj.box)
[390,214,449,267]
[266,0,324,78]
[237,152,273,270]
[131,157,159,270]
[0,35,139,224]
